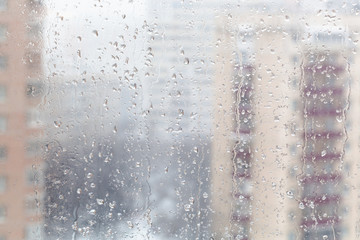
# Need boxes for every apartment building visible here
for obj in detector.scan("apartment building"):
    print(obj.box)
[0,0,44,239]
[211,7,360,240]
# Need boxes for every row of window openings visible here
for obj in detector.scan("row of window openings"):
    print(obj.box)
[0,142,42,162]
[0,54,41,70]
[0,114,43,133]
[0,226,42,240]
[0,171,44,194]
[0,0,43,11]
[0,83,43,103]
[0,202,40,219]
[0,209,43,240]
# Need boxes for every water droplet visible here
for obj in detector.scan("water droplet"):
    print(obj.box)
[323,235,328,240]
[109,201,116,209]
[77,188,82,194]
[87,173,93,179]
[321,150,327,157]
[203,192,208,198]
[336,115,343,122]
[96,198,104,205]
[184,58,189,65]
[54,121,62,128]
[93,30,99,36]
[184,204,191,211]
[178,109,184,116]
[286,191,293,198]
[127,221,134,229]
[89,209,96,215]
[298,202,305,209]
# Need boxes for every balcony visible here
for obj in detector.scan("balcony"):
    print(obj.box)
[232,214,250,224]
[303,86,343,97]
[305,64,344,74]
[301,194,341,205]
[305,131,343,139]
[301,216,340,228]
[300,173,341,184]
[303,152,342,162]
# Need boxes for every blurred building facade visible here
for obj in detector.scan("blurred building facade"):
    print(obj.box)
[0,0,44,239]
[211,5,360,240]
[144,0,225,139]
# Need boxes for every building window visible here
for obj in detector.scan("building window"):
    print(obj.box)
[26,109,43,128]
[27,22,42,38]
[0,176,5,193]
[26,141,41,157]
[25,223,43,240]
[0,206,5,223]
[0,116,6,133]
[24,52,41,69]
[0,85,6,102]
[0,25,6,42]
[26,81,43,98]
[28,0,42,7]
[0,146,6,161]
[25,195,39,215]
[0,56,6,70]
[0,0,6,11]
[25,167,43,186]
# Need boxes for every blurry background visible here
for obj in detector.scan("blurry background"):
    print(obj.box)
[1,0,360,239]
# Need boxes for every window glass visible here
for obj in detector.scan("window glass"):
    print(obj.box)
[0,56,6,70]
[0,85,5,102]
[0,176,5,193]
[0,146,6,162]
[25,223,43,240]
[0,25,6,42]
[0,0,6,11]
[0,116,6,133]
[2,1,360,240]
[0,206,5,223]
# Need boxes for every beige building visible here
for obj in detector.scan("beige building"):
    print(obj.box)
[0,0,44,240]
[211,9,360,240]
